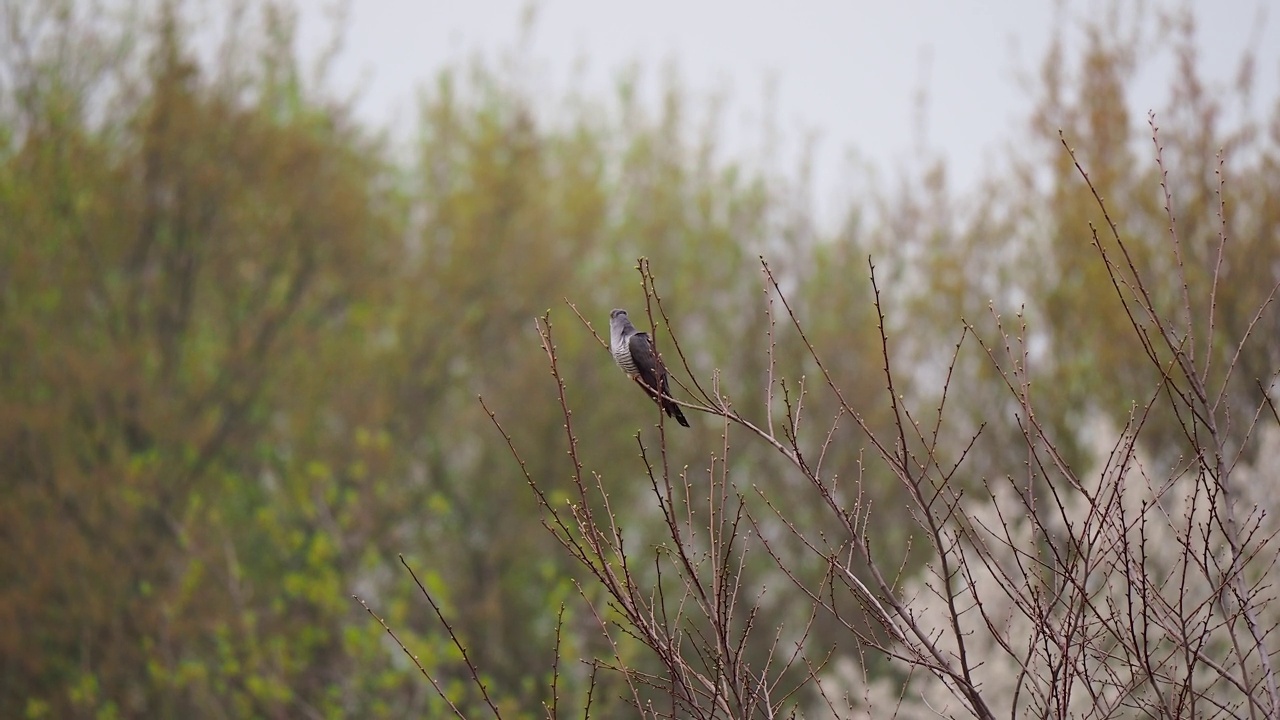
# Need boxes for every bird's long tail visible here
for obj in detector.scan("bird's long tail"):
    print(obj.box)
[634,377,691,427]
[663,398,690,427]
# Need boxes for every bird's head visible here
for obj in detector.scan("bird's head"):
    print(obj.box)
[609,308,633,340]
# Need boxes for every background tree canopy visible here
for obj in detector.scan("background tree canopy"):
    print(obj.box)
[1,1,1277,717]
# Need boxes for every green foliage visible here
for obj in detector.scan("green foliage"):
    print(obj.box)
[0,2,417,716]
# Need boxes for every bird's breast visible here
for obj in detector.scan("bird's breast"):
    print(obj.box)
[612,342,638,375]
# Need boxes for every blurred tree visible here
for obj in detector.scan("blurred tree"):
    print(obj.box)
[0,2,421,716]
[873,6,1280,481]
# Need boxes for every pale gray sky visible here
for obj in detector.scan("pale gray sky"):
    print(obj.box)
[294,0,1277,215]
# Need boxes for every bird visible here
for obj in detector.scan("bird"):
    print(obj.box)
[609,308,690,427]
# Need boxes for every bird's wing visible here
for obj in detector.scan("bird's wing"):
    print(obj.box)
[628,332,668,399]
[628,331,689,426]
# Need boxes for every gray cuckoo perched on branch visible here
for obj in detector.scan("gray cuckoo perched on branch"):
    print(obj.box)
[609,308,690,427]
